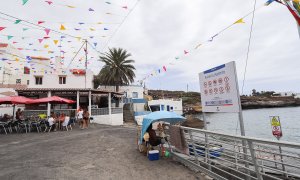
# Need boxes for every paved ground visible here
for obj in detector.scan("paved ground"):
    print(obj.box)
[0,124,202,180]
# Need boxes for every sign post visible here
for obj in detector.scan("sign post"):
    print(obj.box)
[269,116,286,177]
[199,61,249,178]
[199,61,246,136]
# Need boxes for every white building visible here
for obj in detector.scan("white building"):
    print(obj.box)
[98,85,146,112]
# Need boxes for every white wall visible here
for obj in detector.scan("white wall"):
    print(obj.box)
[148,99,183,115]
[28,70,94,89]
[92,114,123,126]
[133,103,145,112]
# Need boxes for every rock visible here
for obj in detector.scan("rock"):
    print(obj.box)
[181,115,204,129]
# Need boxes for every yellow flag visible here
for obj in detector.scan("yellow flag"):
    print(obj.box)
[44,44,49,48]
[60,24,66,30]
[293,0,300,2]
[234,18,245,24]
[15,58,19,62]
[89,28,95,31]
[97,22,103,24]
[66,5,75,8]
[53,40,58,45]
[76,37,82,41]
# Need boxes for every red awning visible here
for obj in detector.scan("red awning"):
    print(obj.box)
[0,96,35,104]
[32,96,76,104]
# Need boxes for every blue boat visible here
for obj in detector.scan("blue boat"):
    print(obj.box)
[188,143,224,158]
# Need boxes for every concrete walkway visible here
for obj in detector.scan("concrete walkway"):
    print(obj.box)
[0,124,203,180]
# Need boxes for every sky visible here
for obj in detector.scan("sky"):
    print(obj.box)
[0,0,299,95]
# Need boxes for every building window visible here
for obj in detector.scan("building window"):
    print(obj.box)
[59,76,66,84]
[27,80,29,85]
[132,92,138,98]
[35,76,43,85]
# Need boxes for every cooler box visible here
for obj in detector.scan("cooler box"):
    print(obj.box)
[148,150,159,161]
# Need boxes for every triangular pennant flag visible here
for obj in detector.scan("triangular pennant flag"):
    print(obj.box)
[74,28,80,31]
[194,43,202,49]
[104,28,109,30]
[60,24,66,30]
[22,0,29,5]
[44,28,50,35]
[45,1,53,5]
[44,45,49,48]
[122,6,128,9]
[163,66,167,72]
[89,28,95,31]
[89,36,94,39]
[175,57,179,60]
[43,36,50,39]
[234,18,245,24]
[93,42,97,47]
[105,2,111,4]
[38,39,43,43]
[158,69,161,73]
[66,5,76,8]
[89,8,94,11]
[22,28,28,31]
[13,42,18,44]
[14,20,22,24]
[97,22,103,24]
[78,22,85,25]
[264,0,275,6]
[7,35,14,40]
[0,27,6,31]
[76,37,81,41]
[38,21,45,25]
[184,50,189,54]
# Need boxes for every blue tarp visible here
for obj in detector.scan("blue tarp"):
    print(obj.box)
[139,111,185,144]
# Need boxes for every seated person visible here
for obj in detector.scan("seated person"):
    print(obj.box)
[48,115,57,131]
[58,113,65,123]
[16,108,24,121]
[147,126,161,146]
[1,114,11,122]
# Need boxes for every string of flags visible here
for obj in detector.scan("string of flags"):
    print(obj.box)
[137,0,300,84]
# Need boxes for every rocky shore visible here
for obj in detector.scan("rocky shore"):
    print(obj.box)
[148,90,300,114]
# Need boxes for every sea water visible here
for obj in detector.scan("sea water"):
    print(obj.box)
[195,106,300,143]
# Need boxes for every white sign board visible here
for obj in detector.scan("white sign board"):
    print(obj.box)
[199,61,241,112]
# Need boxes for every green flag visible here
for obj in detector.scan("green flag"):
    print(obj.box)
[7,35,14,40]
[15,20,22,24]
[22,0,29,5]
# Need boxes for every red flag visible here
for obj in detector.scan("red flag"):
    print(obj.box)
[163,66,167,72]
[0,27,6,31]
[45,1,53,5]
[286,4,300,25]
[44,28,50,35]
[184,50,189,54]
[38,39,43,43]
[38,21,45,25]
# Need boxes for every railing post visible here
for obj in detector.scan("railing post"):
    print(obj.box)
[188,130,200,166]
[203,113,211,170]
[278,145,288,179]
[248,140,262,180]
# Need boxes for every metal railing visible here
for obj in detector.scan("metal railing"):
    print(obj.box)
[24,109,76,117]
[170,126,300,180]
[24,110,47,117]
[91,108,109,116]
[111,107,123,114]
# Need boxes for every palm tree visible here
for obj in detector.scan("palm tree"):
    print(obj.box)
[94,47,136,92]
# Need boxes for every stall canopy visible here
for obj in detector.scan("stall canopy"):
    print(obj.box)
[140,111,185,144]
[0,96,35,105]
[32,96,76,104]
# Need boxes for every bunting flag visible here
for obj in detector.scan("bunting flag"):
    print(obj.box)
[122,6,128,9]
[44,44,49,48]
[265,0,275,6]
[104,28,109,30]
[38,21,45,25]
[22,0,29,5]
[93,42,97,47]
[184,50,189,54]
[105,2,111,4]
[22,28,28,31]
[234,18,245,24]
[89,28,95,31]
[14,20,22,24]
[66,5,76,8]
[0,27,5,31]
[194,44,202,49]
[7,35,14,40]
[45,1,53,5]
[158,69,161,73]
[74,28,80,31]
[89,8,94,11]
[60,24,66,30]
[38,39,43,43]
[44,28,51,35]
[163,66,167,72]
[175,57,179,60]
